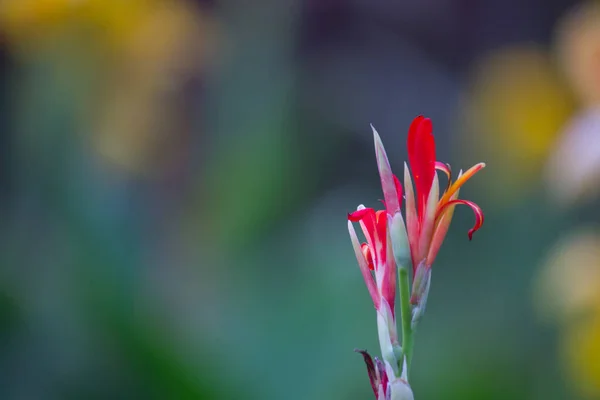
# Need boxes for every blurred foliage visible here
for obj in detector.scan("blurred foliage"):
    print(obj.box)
[0,0,599,399]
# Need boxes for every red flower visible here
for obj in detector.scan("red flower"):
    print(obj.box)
[348,116,485,307]
[348,207,396,314]
[403,116,485,272]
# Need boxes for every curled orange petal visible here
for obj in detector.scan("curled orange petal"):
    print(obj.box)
[438,162,485,206]
[435,199,484,240]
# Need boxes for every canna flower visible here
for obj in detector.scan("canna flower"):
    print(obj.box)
[400,116,485,305]
[347,206,397,315]
[347,120,405,317]
[347,115,485,399]
[349,116,485,307]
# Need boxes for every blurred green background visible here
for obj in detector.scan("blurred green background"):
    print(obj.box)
[1,1,600,399]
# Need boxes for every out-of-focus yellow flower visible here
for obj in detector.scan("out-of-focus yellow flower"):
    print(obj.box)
[545,2,600,207]
[0,0,150,52]
[534,229,600,323]
[462,46,575,205]
[556,1,600,108]
[89,1,214,174]
[1,0,217,175]
[535,229,600,398]
[544,108,600,206]
[563,310,600,399]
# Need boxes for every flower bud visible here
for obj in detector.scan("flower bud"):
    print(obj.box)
[377,298,399,376]
[388,212,411,269]
[356,349,391,399]
[388,378,415,400]
[411,261,432,328]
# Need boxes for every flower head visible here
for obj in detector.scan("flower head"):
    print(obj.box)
[347,121,404,315]
[351,117,485,282]
[403,116,485,271]
[348,207,396,313]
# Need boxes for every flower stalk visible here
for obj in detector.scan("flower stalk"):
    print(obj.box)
[398,264,414,374]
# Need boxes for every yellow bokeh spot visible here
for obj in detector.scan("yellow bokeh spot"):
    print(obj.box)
[536,229,600,398]
[556,1,600,107]
[0,0,156,52]
[563,310,600,398]
[462,45,575,204]
[1,0,216,176]
[534,229,600,323]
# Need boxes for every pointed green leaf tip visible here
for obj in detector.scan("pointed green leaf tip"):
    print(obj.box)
[371,124,400,215]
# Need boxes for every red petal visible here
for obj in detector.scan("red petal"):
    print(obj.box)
[407,116,437,221]
[375,357,388,397]
[436,199,484,240]
[407,116,425,157]
[374,210,388,264]
[348,208,375,222]
[361,243,375,270]
[355,349,379,398]
[393,174,403,205]
[349,207,378,260]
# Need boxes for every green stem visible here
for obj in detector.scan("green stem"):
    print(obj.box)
[398,266,413,376]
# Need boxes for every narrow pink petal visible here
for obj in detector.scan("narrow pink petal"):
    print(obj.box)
[348,221,380,309]
[380,227,397,317]
[435,161,452,192]
[372,125,400,215]
[417,173,439,268]
[426,189,459,266]
[374,210,388,266]
[361,243,375,271]
[375,358,388,398]
[393,174,403,206]
[403,162,419,268]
